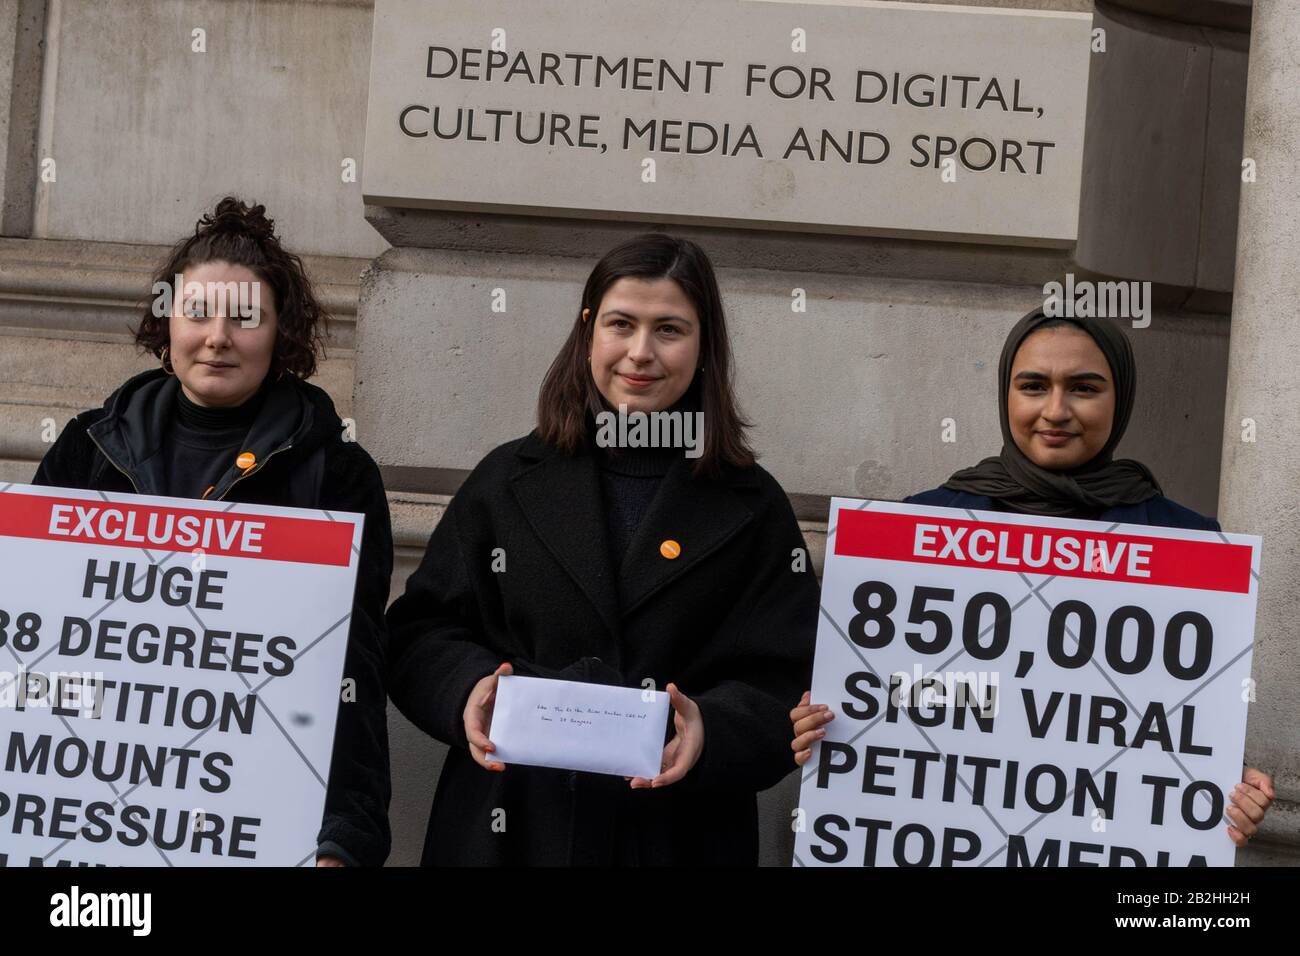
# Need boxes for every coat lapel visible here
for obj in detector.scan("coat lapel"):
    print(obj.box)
[617,456,755,617]
[509,435,621,636]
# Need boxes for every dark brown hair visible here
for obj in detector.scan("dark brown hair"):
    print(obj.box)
[537,233,754,478]
[135,197,327,379]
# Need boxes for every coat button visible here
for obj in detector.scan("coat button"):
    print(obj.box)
[236,451,257,473]
[659,539,681,560]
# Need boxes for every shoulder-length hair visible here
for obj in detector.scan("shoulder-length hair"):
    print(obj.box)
[537,233,754,478]
[135,196,327,379]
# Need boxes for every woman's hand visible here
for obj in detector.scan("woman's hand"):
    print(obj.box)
[464,662,512,771]
[630,683,703,789]
[790,690,835,767]
[1227,766,1275,847]
[790,695,1278,842]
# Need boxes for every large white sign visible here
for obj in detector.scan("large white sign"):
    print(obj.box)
[793,499,1260,867]
[0,483,363,866]
[363,0,1092,245]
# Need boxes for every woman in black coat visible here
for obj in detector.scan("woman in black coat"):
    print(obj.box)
[386,234,819,866]
[33,197,392,867]
[790,307,1275,849]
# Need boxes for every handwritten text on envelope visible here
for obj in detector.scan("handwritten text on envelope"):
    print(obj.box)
[489,675,671,778]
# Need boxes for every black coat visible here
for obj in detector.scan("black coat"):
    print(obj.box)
[32,368,393,866]
[386,432,819,866]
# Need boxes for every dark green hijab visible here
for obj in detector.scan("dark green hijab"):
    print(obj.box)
[942,308,1162,517]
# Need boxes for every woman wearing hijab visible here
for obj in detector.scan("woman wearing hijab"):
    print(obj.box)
[386,233,819,866]
[33,197,392,866]
[790,308,1274,849]
[909,309,1212,525]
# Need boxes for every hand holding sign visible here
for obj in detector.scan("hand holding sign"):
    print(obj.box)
[793,499,1262,868]
[791,690,834,766]
[1226,768,1275,847]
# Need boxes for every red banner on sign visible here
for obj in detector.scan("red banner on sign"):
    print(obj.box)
[0,492,355,566]
[834,508,1252,594]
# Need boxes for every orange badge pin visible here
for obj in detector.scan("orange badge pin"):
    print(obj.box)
[236,451,257,474]
[659,539,681,560]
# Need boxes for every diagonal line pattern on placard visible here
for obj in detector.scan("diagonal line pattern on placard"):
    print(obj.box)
[824,498,873,540]
[35,714,178,867]
[321,510,363,558]
[975,641,1255,866]
[1214,529,1260,583]
[0,491,357,865]
[107,609,352,809]
[801,505,1253,866]
[804,599,1014,840]
[960,515,1252,865]
[0,550,187,691]
[799,575,1055,787]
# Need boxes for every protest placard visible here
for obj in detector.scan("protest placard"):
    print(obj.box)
[793,498,1261,867]
[0,483,363,866]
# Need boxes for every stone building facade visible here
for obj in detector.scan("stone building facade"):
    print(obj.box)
[0,0,1293,864]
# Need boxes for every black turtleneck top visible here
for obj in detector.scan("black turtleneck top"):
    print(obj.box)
[164,385,267,499]
[591,393,702,569]
[596,441,680,566]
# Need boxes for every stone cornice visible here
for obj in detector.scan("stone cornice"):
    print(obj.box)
[0,237,365,345]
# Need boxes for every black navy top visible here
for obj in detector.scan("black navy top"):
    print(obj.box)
[904,486,1221,532]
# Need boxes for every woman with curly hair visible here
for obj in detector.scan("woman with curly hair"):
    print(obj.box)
[33,196,392,866]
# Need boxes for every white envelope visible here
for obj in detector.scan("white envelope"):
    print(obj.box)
[488,675,671,779]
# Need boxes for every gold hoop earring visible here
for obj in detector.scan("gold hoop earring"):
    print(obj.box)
[160,346,175,376]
